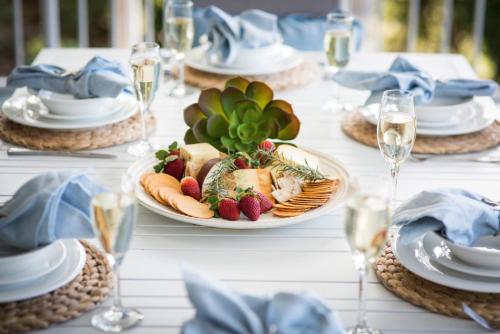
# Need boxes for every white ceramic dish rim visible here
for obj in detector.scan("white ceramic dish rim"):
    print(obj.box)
[185,45,303,76]
[36,89,113,103]
[1,93,137,130]
[0,241,67,286]
[423,232,500,278]
[0,239,86,303]
[360,97,496,136]
[393,230,500,293]
[127,147,352,229]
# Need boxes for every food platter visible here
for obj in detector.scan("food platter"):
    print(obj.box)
[128,147,352,229]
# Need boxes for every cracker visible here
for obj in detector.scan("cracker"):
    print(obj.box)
[171,195,214,219]
[140,172,154,187]
[273,210,306,217]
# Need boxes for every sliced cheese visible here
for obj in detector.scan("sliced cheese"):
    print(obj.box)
[276,145,321,171]
[180,143,220,178]
[232,169,273,202]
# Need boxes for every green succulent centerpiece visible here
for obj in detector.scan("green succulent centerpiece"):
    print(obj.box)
[183,77,300,153]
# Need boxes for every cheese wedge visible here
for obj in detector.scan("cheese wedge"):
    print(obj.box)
[232,169,273,202]
[180,143,220,178]
[276,145,321,171]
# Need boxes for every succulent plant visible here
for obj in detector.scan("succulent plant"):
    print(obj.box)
[183,77,300,153]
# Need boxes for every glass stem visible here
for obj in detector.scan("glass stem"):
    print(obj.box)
[112,263,123,309]
[390,163,400,212]
[178,57,185,91]
[356,258,369,328]
[139,103,148,141]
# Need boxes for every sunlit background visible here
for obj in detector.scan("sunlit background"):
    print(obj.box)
[0,0,498,81]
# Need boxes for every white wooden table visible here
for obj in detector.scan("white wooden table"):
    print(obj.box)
[2,49,499,334]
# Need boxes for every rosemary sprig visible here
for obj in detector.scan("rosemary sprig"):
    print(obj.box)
[204,157,238,205]
[254,148,326,182]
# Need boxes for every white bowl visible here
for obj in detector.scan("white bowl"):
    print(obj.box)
[0,241,64,280]
[36,89,115,116]
[436,232,500,268]
[416,96,473,123]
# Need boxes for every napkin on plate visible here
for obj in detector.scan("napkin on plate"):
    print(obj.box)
[6,56,131,99]
[0,170,106,250]
[393,188,500,246]
[198,6,281,65]
[333,56,498,105]
[182,266,345,334]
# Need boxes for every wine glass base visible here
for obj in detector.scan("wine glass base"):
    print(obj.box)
[127,140,157,157]
[169,84,195,97]
[91,307,143,332]
[347,325,382,334]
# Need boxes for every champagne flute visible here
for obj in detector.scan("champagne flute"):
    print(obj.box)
[164,0,195,97]
[345,179,390,334]
[90,176,143,332]
[323,12,353,113]
[377,89,416,210]
[128,42,161,157]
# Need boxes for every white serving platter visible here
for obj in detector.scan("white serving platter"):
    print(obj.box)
[128,147,352,229]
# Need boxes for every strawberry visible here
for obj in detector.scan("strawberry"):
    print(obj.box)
[238,195,261,221]
[163,156,185,180]
[234,157,250,169]
[170,149,180,156]
[180,177,201,201]
[256,192,273,213]
[258,140,275,152]
[218,198,241,220]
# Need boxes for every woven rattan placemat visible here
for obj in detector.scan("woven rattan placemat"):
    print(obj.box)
[375,243,500,328]
[0,241,113,334]
[342,111,500,154]
[184,61,319,91]
[0,112,155,151]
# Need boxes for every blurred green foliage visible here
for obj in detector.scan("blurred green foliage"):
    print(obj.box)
[0,0,499,81]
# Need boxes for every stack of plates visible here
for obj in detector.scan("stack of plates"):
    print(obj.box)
[0,239,86,303]
[360,96,497,136]
[185,43,303,76]
[1,88,138,130]
[393,230,500,293]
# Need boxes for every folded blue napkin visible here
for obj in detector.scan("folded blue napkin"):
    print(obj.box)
[182,266,345,334]
[193,8,363,54]
[0,170,106,250]
[198,6,281,64]
[333,56,498,105]
[6,56,131,99]
[393,188,500,246]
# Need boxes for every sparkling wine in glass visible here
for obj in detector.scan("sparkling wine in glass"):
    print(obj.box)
[164,0,195,97]
[345,179,390,334]
[323,12,353,113]
[377,89,416,210]
[90,177,143,332]
[128,42,161,157]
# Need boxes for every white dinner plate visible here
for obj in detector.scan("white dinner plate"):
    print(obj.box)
[0,240,66,286]
[422,232,500,278]
[360,97,497,136]
[393,230,500,293]
[128,147,351,229]
[2,92,138,130]
[0,239,86,303]
[185,45,303,76]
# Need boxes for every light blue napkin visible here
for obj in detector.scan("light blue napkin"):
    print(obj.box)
[393,188,500,246]
[333,56,498,105]
[199,6,281,64]
[6,56,131,99]
[0,170,106,250]
[182,266,345,334]
[193,8,363,52]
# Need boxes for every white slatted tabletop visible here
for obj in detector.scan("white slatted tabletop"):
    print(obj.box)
[2,49,499,334]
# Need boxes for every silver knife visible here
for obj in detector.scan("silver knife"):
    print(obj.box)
[7,147,117,159]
